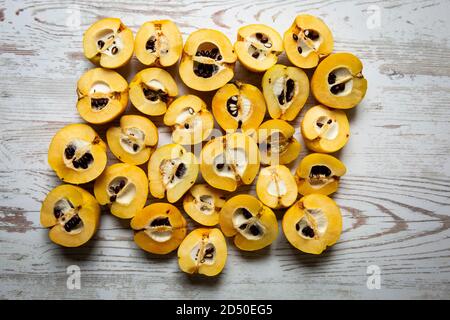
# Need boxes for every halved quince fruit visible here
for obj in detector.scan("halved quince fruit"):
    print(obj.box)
[163,95,214,145]
[48,124,107,184]
[212,81,266,134]
[131,203,187,254]
[40,184,100,247]
[83,18,134,69]
[179,29,237,91]
[178,228,227,276]
[200,133,260,192]
[282,194,342,254]
[234,24,283,72]
[76,68,128,124]
[301,105,350,153]
[311,52,368,109]
[256,165,297,209]
[183,184,226,226]
[262,64,309,121]
[256,119,301,165]
[135,20,182,67]
[296,153,346,196]
[283,14,333,69]
[148,144,199,203]
[219,195,278,251]
[107,115,158,165]
[129,67,178,116]
[94,163,148,219]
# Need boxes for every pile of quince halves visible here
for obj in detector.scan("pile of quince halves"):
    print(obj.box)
[41,15,367,276]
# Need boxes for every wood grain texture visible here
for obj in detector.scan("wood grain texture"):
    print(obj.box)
[1,0,450,299]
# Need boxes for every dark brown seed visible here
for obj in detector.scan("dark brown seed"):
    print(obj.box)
[252,51,260,59]
[111,46,118,55]
[239,223,247,230]
[249,225,260,236]
[110,195,117,202]
[297,46,303,54]
[97,40,105,49]
[256,32,263,39]
[151,217,170,227]
[64,214,81,232]
[317,122,324,128]
[304,29,319,40]
[277,90,285,105]
[64,145,75,160]
[241,208,252,219]
[184,123,190,129]
[292,33,298,41]
[310,165,331,178]
[237,120,242,129]
[133,144,139,152]
[328,73,336,84]
[175,163,187,178]
[216,55,222,60]
[260,36,268,44]
[327,119,332,125]
[119,180,126,188]
[216,163,224,170]
[286,79,295,103]
[295,223,300,231]
[54,207,63,219]
[302,226,315,238]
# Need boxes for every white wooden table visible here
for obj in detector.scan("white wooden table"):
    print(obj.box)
[1,0,449,299]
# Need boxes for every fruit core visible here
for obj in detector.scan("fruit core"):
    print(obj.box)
[142,79,169,103]
[144,216,173,242]
[107,176,136,205]
[95,27,125,57]
[160,159,188,188]
[190,240,216,265]
[193,43,223,78]
[175,107,201,131]
[308,165,334,188]
[272,76,297,112]
[267,170,288,197]
[213,148,248,180]
[245,32,274,60]
[63,139,94,171]
[196,194,215,215]
[232,208,264,240]
[315,116,339,140]
[291,28,322,57]
[120,127,146,154]
[145,23,170,57]
[53,198,83,234]
[295,208,328,240]
[226,94,252,127]
[327,67,354,96]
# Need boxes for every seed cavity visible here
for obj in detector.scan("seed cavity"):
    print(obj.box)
[193,44,222,78]
[328,67,353,96]
[191,242,216,265]
[107,177,136,205]
[232,207,264,240]
[146,36,156,53]
[226,95,239,117]
[296,208,328,239]
[91,98,109,110]
[175,163,187,179]
[53,198,83,234]
[272,77,297,111]
[144,216,173,243]
[120,127,146,154]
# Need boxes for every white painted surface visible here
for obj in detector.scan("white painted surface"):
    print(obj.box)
[0,0,449,299]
